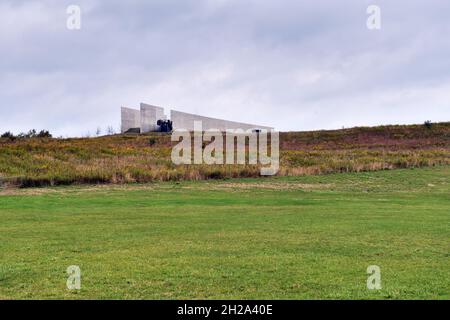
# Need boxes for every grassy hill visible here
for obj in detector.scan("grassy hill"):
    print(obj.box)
[0,122,449,188]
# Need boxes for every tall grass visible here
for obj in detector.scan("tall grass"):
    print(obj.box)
[0,123,449,187]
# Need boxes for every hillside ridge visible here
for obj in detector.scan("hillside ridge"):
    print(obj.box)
[1,122,449,188]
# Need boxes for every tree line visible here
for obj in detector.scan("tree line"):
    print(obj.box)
[1,129,52,140]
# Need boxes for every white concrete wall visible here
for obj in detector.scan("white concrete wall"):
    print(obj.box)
[121,107,141,133]
[170,110,274,131]
[140,103,165,132]
[122,104,273,133]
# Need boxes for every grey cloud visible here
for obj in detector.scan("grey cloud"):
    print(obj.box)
[0,0,449,136]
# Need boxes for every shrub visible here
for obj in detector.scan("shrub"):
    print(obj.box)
[149,137,157,146]
[37,130,52,138]
[2,129,52,139]
[1,131,15,140]
[27,129,37,138]
[17,130,36,139]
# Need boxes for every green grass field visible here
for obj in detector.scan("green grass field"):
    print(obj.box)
[0,167,448,299]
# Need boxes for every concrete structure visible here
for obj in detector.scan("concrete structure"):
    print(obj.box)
[121,107,141,133]
[121,103,273,133]
[170,110,273,131]
[140,103,165,133]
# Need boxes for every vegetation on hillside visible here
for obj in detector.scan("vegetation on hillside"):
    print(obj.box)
[1,129,52,140]
[0,122,449,188]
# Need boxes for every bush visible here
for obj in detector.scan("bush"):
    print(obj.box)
[424,121,433,129]
[1,129,52,139]
[37,130,52,138]
[17,130,36,139]
[1,131,15,140]
[149,137,157,146]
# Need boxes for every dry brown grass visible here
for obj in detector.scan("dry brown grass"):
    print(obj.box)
[0,122,449,188]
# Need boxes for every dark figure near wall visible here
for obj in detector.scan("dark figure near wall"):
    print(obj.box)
[157,119,173,133]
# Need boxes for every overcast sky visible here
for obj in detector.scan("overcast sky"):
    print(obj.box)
[1,0,449,136]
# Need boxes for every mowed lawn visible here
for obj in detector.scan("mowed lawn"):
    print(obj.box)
[0,167,448,299]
